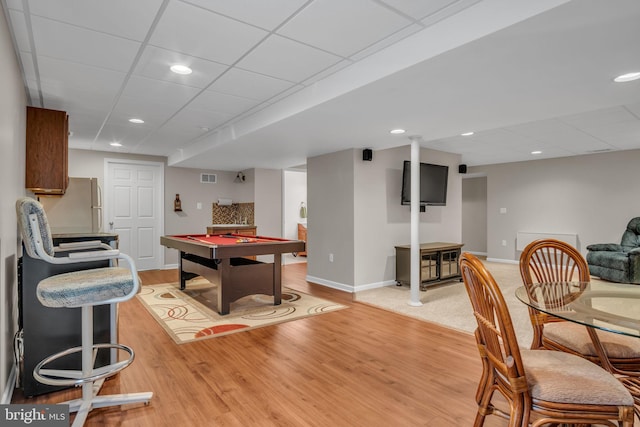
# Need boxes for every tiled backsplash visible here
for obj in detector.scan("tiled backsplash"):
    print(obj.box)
[212,202,254,224]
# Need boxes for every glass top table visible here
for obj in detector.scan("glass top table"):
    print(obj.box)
[517,280,640,417]
[515,281,640,338]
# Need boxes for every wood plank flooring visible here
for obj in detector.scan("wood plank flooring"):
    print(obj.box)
[12,263,509,426]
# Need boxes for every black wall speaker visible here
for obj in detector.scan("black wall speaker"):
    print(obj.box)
[458,164,467,174]
[363,148,373,161]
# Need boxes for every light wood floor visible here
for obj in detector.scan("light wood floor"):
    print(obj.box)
[12,263,510,426]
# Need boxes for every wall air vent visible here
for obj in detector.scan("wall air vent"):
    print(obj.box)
[200,173,217,183]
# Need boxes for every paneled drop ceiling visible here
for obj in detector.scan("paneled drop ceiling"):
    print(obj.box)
[3,0,640,171]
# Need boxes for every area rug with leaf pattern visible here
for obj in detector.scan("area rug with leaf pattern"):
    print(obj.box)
[137,277,347,344]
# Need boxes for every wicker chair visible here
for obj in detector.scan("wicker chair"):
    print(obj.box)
[16,197,152,426]
[460,252,634,427]
[520,239,640,371]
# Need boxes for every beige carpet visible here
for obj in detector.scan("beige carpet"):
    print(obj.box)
[138,277,347,344]
[355,261,535,346]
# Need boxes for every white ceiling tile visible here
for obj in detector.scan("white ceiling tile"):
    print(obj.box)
[583,121,640,148]
[31,16,140,72]
[166,107,232,133]
[505,118,573,137]
[66,108,109,146]
[278,0,412,57]
[349,24,423,61]
[6,0,24,11]
[130,137,176,156]
[420,0,482,27]
[111,95,182,126]
[189,90,259,116]
[26,80,40,106]
[37,56,127,111]
[98,121,156,148]
[149,1,268,65]
[27,0,164,41]
[379,0,460,20]
[68,139,94,150]
[249,85,305,111]
[121,75,201,108]
[559,106,638,129]
[19,51,36,81]
[134,45,228,89]
[183,0,307,30]
[210,67,294,101]
[301,59,352,86]
[237,35,342,82]
[8,10,31,52]
[625,102,640,117]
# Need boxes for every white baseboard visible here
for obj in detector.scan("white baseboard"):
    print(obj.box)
[1,363,16,404]
[305,275,353,293]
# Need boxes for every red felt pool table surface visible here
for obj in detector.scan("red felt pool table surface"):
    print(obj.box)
[160,233,305,315]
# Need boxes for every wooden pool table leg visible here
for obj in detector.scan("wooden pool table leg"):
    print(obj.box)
[273,253,282,306]
[218,258,232,315]
[179,252,186,290]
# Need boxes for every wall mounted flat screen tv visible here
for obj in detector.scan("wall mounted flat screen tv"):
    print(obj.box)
[401,160,449,206]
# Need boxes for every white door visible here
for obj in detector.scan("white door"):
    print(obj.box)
[104,159,164,271]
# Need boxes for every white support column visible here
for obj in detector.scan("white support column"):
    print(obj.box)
[409,137,423,307]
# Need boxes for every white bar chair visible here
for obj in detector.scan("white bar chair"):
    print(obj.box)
[16,197,152,426]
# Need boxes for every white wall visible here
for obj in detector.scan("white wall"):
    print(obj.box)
[470,149,640,261]
[283,170,307,241]
[0,7,27,400]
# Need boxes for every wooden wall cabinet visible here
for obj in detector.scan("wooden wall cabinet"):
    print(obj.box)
[26,106,69,195]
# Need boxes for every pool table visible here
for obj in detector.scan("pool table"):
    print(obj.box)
[160,233,305,315]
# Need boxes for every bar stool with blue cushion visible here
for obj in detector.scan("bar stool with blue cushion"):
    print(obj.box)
[16,197,152,426]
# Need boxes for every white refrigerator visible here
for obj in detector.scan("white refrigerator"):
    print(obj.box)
[39,177,102,234]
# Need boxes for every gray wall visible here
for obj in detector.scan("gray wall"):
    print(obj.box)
[462,176,488,254]
[307,149,356,288]
[470,149,640,261]
[308,146,462,291]
[253,168,282,239]
[0,8,26,400]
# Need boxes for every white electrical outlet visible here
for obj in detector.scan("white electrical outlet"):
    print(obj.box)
[196,202,202,210]
[501,240,507,247]
[329,253,334,262]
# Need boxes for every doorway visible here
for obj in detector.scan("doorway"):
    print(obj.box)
[103,159,164,271]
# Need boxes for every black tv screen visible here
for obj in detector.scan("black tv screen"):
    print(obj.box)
[401,161,449,206]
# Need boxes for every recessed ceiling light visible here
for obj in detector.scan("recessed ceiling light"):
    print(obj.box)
[531,150,542,155]
[461,131,474,136]
[390,129,406,134]
[170,64,192,75]
[613,72,640,83]
[110,142,122,147]
[129,118,144,124]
